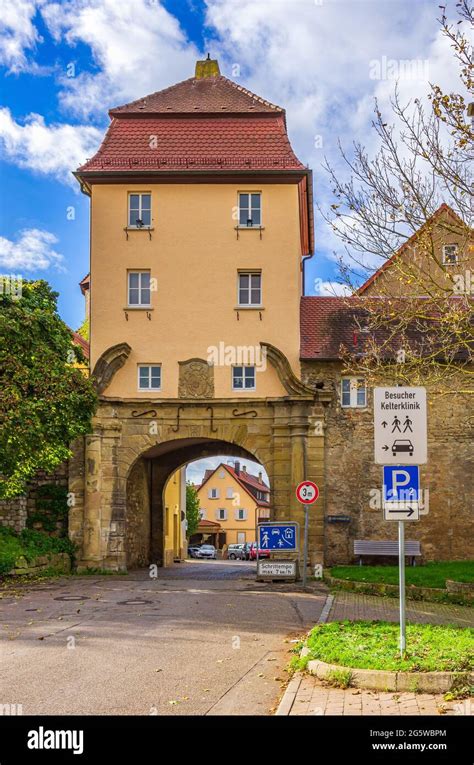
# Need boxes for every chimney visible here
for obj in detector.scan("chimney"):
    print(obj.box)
[195,54,220,79]
[242,465,247,473]
[234,461,240,475]
[258,471,263,484]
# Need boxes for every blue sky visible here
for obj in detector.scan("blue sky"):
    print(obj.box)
[0,0,459,330]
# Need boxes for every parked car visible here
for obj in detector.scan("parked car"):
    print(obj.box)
[227,544,246,560]
[243,542,256,560]
[188,545,201,559]
[197,544,217,560]
[249,544,271,560]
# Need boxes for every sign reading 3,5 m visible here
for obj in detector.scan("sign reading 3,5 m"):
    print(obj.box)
[374,387,427,465]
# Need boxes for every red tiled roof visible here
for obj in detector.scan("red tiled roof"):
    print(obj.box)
[300,295,473,361]
[300,296,360,359]
[77,114,304,173]
[71,331,90,360]
[197,463,270,508]
[226,465,269,492]
[110,75,284,115]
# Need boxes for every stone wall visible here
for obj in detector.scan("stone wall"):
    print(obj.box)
[125,458,151,568]
[302,361,474,565]
[0,463,68,535]
[0,496,27,532]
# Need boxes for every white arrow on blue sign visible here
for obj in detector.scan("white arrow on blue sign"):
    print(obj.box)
[383,466,420,521]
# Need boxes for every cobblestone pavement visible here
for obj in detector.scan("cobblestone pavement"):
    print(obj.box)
[329,591,474,627]
[280,674,472,716]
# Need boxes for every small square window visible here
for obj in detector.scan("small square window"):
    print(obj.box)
[238,272,261,306]
[443,244,458,265]
[138,365,161,391]
[128,192,152,228]
[238,192,261,227]
[341,377,366,408]
[232,366,256,391]
[128,271,151,307]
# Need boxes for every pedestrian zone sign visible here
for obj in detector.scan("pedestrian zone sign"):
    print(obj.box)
[258,523,298,551]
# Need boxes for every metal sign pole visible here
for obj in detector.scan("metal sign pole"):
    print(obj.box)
[303,504,309,588]
[398,520,406,657]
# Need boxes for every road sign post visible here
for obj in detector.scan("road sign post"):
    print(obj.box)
[295,481,319,588]
[398,521,406,657]
[375,386,427,659]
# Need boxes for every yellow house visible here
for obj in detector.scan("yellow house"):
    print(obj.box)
[163,467,187,566]
[195,461,270,550]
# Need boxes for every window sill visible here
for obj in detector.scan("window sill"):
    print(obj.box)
[124,306,154,311]
[234,306,265,311]
[232,389,257,393]
[124,226,154,231]
[235,225,265,230]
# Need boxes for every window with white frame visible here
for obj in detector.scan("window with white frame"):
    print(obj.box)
[128,193,151,228]
[128,271,151,306]
[208,488,219,499]
[232,365,256,391]
[235,508,247,521]
[341,377,366,408]
[218,470,225,478]
[238,192,261,227]
[238,272,261,306]
[199,508,206,520]
[138,365,161,391]
[237,532,246,544]
[226,488,234,499]
[216,508,227,521]
[442,244,458,265]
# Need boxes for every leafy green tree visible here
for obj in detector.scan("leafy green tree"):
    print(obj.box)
[0,280,97,498]
[185,482,201,539]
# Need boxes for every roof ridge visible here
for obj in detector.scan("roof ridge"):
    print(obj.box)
[223,75,284,112]
[110,76,196,114]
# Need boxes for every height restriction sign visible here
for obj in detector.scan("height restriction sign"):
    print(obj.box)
[296,481,319,504]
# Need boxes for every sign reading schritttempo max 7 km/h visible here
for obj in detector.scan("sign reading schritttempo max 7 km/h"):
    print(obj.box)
[374,387,427,465]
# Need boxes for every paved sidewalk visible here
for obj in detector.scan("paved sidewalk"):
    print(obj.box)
[277,674,472,716]
[276,590,473,717]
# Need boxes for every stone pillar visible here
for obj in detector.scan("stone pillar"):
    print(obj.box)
[79,429,102,568]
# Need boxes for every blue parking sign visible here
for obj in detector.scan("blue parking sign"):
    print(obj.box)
[383,466,420,503]
[258,523,298,551]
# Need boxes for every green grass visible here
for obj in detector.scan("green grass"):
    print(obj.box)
[296,621,474,673]
[0,526,75,575]
[330,562,474,589]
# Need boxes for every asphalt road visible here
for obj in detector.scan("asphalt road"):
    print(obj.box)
[0,561,328,715]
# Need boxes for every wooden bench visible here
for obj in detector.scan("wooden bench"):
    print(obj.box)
[354,540,421,566]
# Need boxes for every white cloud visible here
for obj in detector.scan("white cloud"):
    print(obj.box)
[0,107,102,185]
[40,0,200,118]
[0,0,41,72]
[0,228,64,271]
[313,280,352,297]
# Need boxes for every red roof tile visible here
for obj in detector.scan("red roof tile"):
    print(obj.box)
[110,75,284,115]
[300,296,360,359]
[78,114,304,173]
[71,331,90,360]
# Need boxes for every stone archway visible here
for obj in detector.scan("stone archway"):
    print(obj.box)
[125,437,266,569]
[69,395,328,572]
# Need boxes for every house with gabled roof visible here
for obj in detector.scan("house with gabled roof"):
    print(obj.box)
[194,461,270,550]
